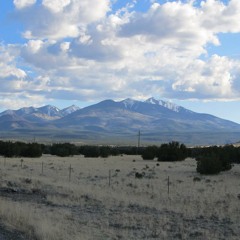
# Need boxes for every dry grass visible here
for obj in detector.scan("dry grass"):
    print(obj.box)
[0,155,240,239]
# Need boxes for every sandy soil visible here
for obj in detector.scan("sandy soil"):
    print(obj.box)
[0,155,239,239]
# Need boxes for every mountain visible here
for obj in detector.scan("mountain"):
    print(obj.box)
[0,98,240,145]
[0,112,33,130]
[56,99,155,133]
[61,105,80,116]
[0,104,80,124]
[0,104,80,131]
[56,98,240,133]
[145,97,193,113]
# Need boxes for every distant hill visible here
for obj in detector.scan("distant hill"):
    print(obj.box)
[0,105,80,125]
[55,98,240,132]
[0,98,239,145]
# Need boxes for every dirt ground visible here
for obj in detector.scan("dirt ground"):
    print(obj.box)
[0,155,240,239]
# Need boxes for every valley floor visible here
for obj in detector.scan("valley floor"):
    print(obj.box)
[0,155,239,239]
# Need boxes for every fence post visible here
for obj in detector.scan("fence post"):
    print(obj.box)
[109,170,111,187]
[69,164,73,182]
[168,176,170,196]
[20,159,23,169]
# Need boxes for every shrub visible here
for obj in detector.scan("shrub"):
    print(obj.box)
[194,145,233,174]
[0,141,43,158]
[157,141,187,162]
[196,154,222,175]
[135,172,145,179]
[141,146,158,160]
[81,146,100,158]
[99,146,111,158]
[50,143,77,157]
[110,147,120,156]
[21,143,42,157]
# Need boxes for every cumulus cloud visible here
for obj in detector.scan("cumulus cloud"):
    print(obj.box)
[1,0,240,110]
[0,93,46,109]
[0,45,27,88]
[0,44,52,108]
[13,0,36,9]
[171,55,237,99]
[201,0,240,33]
[118,0,240,55]
[42,0,71,13]
[69,32,124,61]
[14,0,111,40]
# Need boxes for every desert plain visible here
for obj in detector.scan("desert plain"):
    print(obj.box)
[0,155,239,239]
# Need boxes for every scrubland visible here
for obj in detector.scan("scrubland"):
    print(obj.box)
[0,155,239,239]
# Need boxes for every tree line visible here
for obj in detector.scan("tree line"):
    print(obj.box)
[0,141,43,158]
[0,140,240,174]
[141,143,240,174]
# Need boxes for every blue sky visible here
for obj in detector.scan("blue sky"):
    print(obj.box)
[1,0,240,123]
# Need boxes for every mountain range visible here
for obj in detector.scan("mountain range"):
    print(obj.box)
[0,98,240,145]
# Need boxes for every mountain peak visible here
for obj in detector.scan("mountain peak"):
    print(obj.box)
[61,105,80,116]
[42,105,60,110]
[37,105,61,117]
[145,97,187,113]
[121,98,140,109]
[145,97,159,105]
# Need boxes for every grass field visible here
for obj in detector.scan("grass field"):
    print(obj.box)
[0,155,239,239]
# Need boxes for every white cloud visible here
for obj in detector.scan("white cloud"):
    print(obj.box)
[0,45,26,83]
[14,0,111,40]
[0,93,46,110]
[171,55,236,99]
[201,0,240,33]
[26,40,44,53]
[21,40,76,70]
[42,0,71,13]
[2,0,240,109]
[13,0,36,9]
[119,2,211,54]
[60,42,70,52]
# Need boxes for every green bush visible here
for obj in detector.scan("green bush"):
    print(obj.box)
[50,143,78,157]
[141,146,158,160]
[197,154,223,175]
[21,143,42,157]
[195,145,233,175]
[99,146,111,158]
[81,146,100,158]
[157,141,187,162]
[0,141,43,158]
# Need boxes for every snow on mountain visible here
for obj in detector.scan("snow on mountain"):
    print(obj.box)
[145,97,192,113]
[121,98,139,110]
[16,107,37,115]
[120,97,188,113]
[55,98,240,135]
[0,98,240,145]
[61,105,80,116]
[0,104,80,122]
[37,105,61,117]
